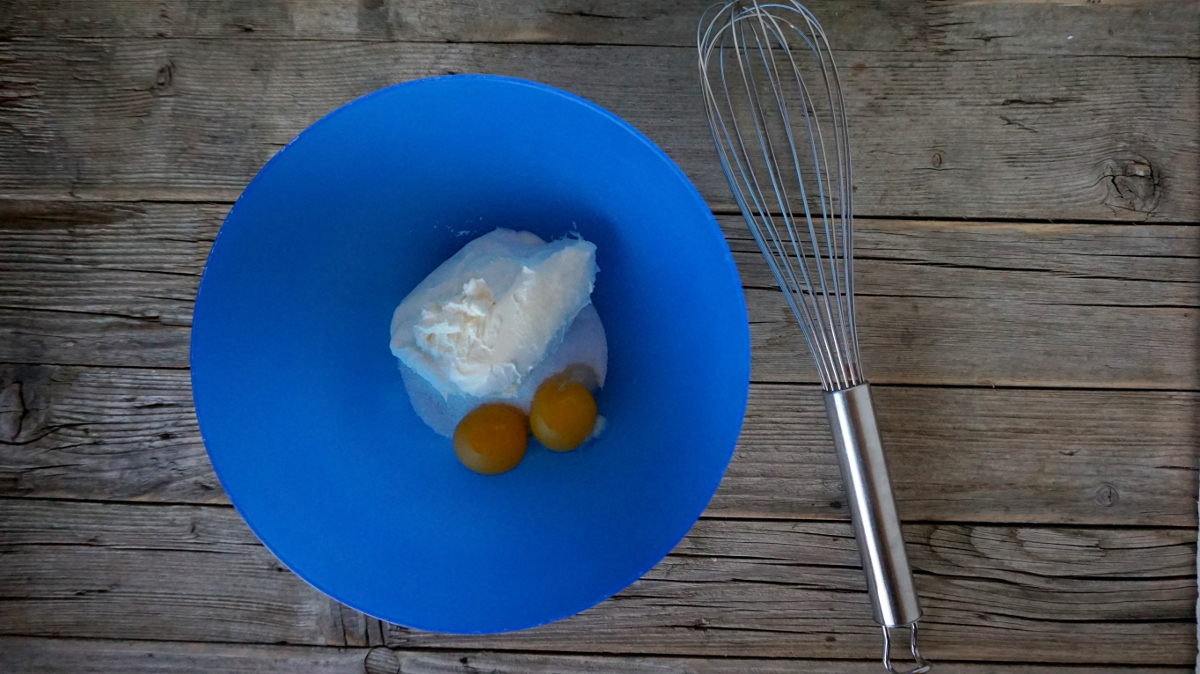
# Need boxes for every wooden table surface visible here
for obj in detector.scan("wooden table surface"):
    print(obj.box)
[1,1,1198,671]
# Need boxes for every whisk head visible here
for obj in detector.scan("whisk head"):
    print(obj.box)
[698,1,861,392]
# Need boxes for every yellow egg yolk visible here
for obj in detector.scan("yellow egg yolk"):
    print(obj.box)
[529,375,597,451]
[453,403,528,475]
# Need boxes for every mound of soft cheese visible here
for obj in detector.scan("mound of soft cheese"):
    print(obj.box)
[390,228,607,437]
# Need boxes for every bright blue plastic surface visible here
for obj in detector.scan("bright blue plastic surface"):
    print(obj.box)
[191,75,750,634]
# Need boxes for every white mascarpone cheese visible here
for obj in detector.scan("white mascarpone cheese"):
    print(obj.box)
[390,228,599,400]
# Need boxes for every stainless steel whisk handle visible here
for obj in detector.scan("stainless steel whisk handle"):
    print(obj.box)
[825,384,930,674]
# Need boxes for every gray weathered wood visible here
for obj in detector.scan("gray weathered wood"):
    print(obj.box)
[0,499,377,647]
[0,637,370,674]
[3,202,1196,387]
[1,0,1196,668]
[721,217,1200,308]
[366,649,1196,674]
[1,41,1195,222]
[718,384,1199,525]
[3,364,1196,525]
[1,638,1188,674]
[749,288,1199,388]
[0,364,220,503]
[1,0,1195,57]
[0,499,1193,663]
[388,521,1197,664]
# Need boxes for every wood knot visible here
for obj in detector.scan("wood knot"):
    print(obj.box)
[1093,483,1119,507]
[155,61,175,91]
[931,152,942,168]
[0,382,26,442]
[1101,157,1160,215]
[363,647,401,674]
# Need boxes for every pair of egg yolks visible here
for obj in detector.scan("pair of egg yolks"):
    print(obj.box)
[452,375,598,475]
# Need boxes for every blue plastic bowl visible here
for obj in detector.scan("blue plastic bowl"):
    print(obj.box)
[191,75,750,634]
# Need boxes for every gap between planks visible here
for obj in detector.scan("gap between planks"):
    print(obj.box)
[5,196,1200,227]
[4,495,1198,532]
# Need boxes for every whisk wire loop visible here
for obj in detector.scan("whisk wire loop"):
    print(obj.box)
[698,0,863,391]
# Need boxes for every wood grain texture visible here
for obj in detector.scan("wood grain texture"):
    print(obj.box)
[0,499,381,647]
[3,364,1195,525]
[3,202,1196,387]
[1,0,1195,57]
[1,0,1196,667]
[729,210,1200,386]
[717,384,1199,525]
[2,638,1189,674]
[1,40,1195,222]
[0,500,1193,663]
[0,639,1191,674]
[387,520,1197,664]
[0,637,370,674]
[719,216,1200,308]
[365,649,1195,674]
[0,364,219,504]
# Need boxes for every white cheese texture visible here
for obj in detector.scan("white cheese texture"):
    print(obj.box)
[390,228,607,436]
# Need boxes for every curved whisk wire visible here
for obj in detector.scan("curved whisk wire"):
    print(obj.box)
[698,0,860,392]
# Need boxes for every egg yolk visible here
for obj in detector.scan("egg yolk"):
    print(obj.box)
[530,375,597,451]
[453,403,528,475]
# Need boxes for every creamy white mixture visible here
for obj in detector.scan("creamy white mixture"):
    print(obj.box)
[390,229,605,434]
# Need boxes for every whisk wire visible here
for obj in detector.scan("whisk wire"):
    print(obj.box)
[737,18,847,384]
[786,8,861,389]
[760,12,853,387]
[748,16,837,365]
[699,0,863,391]
[704,19,834,385]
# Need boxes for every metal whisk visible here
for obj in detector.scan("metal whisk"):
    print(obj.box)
[698,3,931,672]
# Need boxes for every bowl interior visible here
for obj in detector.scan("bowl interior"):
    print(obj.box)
[191,75,750,633]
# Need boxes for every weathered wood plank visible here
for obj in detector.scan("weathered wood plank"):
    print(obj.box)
[0,500,1193,663]
[750,289,1198,388]
[0,499,359,646]
[0,637,369,674]
[1,41,1195,222]
[1,0,1195,57]
[0,308,193,368]
[0,638,1190,674]
[388,520,1197,664]
[3,364,1196,525]
[0,364,219,503]
[718,384,1198,525]
[3,202,1196,386]
[0,201,209,369]
[365,649,1195,674]
[720,216,1200,308]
